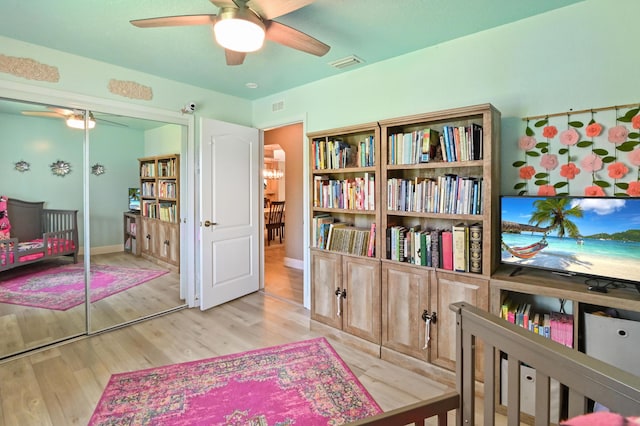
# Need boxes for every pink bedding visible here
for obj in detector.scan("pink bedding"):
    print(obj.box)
[0,238,76,266]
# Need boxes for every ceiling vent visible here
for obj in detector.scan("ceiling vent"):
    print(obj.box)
[329,55,365,70]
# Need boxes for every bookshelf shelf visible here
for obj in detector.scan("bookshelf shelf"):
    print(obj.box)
[123,212,141,256]
[138,154,180,269]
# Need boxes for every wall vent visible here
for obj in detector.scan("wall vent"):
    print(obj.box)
[329,55,365,69]
[272,100,284,112]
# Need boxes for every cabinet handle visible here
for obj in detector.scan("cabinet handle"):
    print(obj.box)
[335,288,342,317]
[341,289,347,299]
[422,310,437,350]
[146,234,151,239]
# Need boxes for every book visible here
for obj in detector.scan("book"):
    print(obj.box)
[441,230,453,270]
[430,230,440,268]
[469,223,482,274]
[452,223,468,272]
[367,222,376,257]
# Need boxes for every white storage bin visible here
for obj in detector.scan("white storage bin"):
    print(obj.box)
[501,358,560,422]
[584,312,640,377]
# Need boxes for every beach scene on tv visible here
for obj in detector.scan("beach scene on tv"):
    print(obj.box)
[500,196,640,284]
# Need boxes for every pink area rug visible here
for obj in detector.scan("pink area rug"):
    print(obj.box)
[0,264,168,311]
[89,337,382,425]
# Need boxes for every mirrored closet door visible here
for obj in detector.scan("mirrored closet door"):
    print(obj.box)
[0,97,186,358]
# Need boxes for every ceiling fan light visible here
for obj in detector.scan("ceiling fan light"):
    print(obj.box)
[66,113,96,130]
[214,8,265,53]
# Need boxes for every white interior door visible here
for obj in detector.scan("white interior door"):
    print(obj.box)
[200,118,260,310]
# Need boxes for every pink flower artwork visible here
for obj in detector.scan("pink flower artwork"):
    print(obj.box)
[560,163,581,179]
[608,125,629,144]
[519,165,536,180]
[559,128,580,146]
[518,135,536,151]
[632,115,640,130]
[585,122,603,137]
[607,162,629,179]
[542,125,558,139]
[584,185,606,196]
[580,153,604,172]
[540,154,559,170]
[629,148,640,166]
[627,181,640,197]
[537,185,556,196]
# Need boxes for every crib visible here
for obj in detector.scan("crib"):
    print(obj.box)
[349,302,640,425]
[0,197,78,272]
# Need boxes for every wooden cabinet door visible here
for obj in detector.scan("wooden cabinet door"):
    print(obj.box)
[430,271,489,377]
[310,250,342,329]
[343,256,381,344]
[140,217,157,255]
[381,262,431,361]
[157,222,180,265]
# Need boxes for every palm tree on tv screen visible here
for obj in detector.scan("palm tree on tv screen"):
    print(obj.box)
[529,198,583,238]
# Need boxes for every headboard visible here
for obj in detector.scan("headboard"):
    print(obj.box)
[6,198,44,242]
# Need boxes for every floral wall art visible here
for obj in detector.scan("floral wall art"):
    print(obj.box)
[514,104,640,197]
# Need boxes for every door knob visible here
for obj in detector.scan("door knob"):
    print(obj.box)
[204,220,217,227]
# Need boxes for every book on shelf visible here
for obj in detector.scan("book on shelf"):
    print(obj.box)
[452,223,468,273]
[324,224,373,257]
[388,128,440,165]
[441,230,453,270]
[468,223,482,274]
[500,298,574,348]
[313,175,376,210]
[438,124,484,162]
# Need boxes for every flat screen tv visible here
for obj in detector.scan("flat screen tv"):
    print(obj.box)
[128,187,141,213]
[500,196,640,288]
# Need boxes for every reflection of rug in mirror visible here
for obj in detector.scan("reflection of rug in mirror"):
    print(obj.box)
[0,264,168,310]
[89,337,382,426]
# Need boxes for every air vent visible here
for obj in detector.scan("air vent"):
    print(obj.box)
[272,100,284,112]
[329,55,365,69]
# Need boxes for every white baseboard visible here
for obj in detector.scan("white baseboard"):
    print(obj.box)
[78,245,122,256]
[284,256,303,270]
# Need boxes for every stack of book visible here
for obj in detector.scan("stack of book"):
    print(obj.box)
[439,123,483,162]
[312,137,375,170]
[386,175,483,215]
[385,223,482,274]
[313,174,375,210]
[500,298,574,348]
[312,216,376,257]
[387,128,440,165]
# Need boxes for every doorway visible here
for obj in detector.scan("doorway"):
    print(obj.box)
[263,124,303,305]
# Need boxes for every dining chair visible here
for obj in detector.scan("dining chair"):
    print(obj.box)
[266,201,285,245]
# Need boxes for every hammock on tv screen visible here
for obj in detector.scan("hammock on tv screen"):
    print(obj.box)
[502,238,548,259]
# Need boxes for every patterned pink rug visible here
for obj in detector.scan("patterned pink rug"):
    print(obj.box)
[89,337,382,425]
[0,264,168,311]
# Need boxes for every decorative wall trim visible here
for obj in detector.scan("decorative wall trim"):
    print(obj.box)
[108,79,153,100]
[0,54,60,82]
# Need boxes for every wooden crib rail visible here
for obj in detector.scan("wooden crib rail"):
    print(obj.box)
[452,302,640,426]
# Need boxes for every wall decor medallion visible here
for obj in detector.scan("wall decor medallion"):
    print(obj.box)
[91,163,106,176]
[50,160,71,177]
[14,160,31,172]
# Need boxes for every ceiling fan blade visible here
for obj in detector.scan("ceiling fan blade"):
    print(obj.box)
[21,111,64,118]
[48,106,74,115]
[225,49,246,66]
[265,20,329,57]
[247,0,315,20]
[130,15,217,28]
[209,0,239,8]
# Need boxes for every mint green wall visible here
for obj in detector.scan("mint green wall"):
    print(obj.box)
[0,37,253,126]
[144,125,182,156]
[0,112,145,248]
[252,0,637,195]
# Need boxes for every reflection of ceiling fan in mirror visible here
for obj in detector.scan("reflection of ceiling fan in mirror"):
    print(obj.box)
[21,107,126,129]
[130,0,330,66]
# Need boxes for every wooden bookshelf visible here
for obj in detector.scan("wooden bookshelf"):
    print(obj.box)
[139,154,180,269]
[123,212,141,256]
[308,123,382,346]
[307,104,501,381]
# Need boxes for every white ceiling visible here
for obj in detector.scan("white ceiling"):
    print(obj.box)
[0,0,583,100]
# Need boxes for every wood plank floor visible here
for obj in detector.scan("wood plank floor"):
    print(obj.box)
[0,292,457,425]
[263,239,303,305]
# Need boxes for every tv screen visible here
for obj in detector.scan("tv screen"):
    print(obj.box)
[128,187,140,212]
[500,196,640,286]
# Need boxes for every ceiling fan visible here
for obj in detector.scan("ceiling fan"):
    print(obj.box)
[130,0,330,66]
[21,107,126,129]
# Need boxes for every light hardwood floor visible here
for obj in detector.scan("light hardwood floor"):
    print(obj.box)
[0,291,458,425]
[263,234,303,305]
